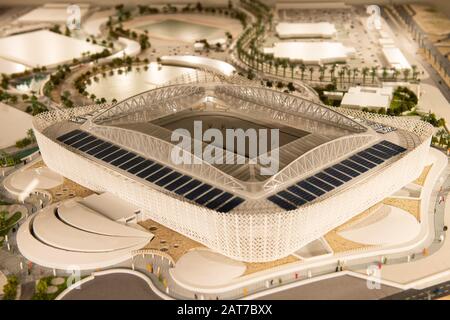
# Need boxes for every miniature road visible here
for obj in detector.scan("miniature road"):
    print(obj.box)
[382,280,450,300]
[256,275,401,300]
[61,273,163,300]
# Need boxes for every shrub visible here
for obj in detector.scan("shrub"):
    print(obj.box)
[2,275,19,300]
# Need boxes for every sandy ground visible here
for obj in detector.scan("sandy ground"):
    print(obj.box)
[418,83,450,126]
[139,218,299,276]
[414,165,433,186]
[382,198,421,222]
[410,4,450,37]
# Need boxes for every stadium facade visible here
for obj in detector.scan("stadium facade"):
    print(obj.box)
[33,72,433,262]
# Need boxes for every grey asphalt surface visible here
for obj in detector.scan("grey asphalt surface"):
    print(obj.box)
[62,273,163,300]
[383,280,450,300]
[19,282,35,300]
[256,275,401,300]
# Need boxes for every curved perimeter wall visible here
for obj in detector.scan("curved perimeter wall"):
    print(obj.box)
[33,106,432,262]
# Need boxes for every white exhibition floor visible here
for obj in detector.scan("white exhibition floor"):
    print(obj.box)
[0,102,33,148]
[0,30,105,68]
[0,57,27,75]
[264,42,355,65]
[276,22,336,38]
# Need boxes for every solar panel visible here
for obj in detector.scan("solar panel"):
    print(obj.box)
[103,149,128,163]
[268,195,297,211]
[194,188,222,204]
[71,135,96,149]
[357,151,384,164]
[164,175,192,191]
[297,180,325,196]
[185,184,213,201]
[332,163,360,177]
[217,197,245,213]
[379,140,406,153]
[315,172,344,187]
[341,160,368,173]
[206,192,233,209]
[56,130,248,212]
[119,156,145,170]
[155,171,182,187]
[87,142,112,156]
[94,145,120,160]
[306,177,334,192]
[365,147,392,159]
[78,138,104,152]
[372,143,398,156]
[350,155,376,169]
[110,152,137,166]
[137,163,162,178]
[287,185,316,201]
[145,167,172,182]
[57,130,82,142]
[174,180,202,195]
[278,190,306,206]
[64,132,89,146]
[324,167,352,182]
[128,160,154,174]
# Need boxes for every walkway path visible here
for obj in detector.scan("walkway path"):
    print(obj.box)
[359,172,450,285]
[256,275,400,300]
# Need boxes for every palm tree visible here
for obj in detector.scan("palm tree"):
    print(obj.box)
[308,66,314,81]
[318,66,327,82]
[362,67,369,84]
[274,59,280,76]
[267,59,273,73]
[392,68,400,81]
[370,66,378,83]
[338,69,345,85]
[282,59,288,78]
[352,67,359,83]
[411,65,419,81]
[289,62,296,78]
[329,64,337,82]
[381,67,388,81]
[300,64,306,80]
[403,68,411,81]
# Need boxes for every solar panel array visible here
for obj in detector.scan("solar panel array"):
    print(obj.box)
[56,130,245,213]
[268,140,407,211]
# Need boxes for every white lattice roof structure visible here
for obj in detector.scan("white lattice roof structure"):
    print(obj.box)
[32,71,433,262]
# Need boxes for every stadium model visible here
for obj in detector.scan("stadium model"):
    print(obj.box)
[33,72,433,262]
